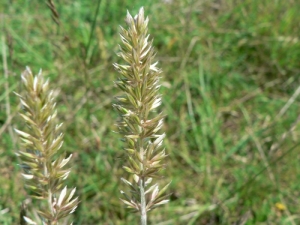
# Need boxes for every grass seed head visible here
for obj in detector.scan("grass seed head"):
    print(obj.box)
[114,7,170,216]
[15,67,78,224]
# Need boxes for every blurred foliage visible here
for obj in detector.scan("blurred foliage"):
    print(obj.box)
[0,0,300,224]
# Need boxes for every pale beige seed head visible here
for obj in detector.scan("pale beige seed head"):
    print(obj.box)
[15,67,78,223]
[114,7,170,213]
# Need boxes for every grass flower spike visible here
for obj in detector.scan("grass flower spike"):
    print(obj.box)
[113,7,170,224]
[15,67,78,225]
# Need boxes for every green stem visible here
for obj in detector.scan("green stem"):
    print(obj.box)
[138,136,147,225]
[138,106,147,224]
[140,177,147,225]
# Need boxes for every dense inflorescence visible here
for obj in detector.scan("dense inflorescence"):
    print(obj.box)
[15,67,78,225]
[113,7,170,224]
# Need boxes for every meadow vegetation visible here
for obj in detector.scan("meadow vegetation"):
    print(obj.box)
[0,0,300,224]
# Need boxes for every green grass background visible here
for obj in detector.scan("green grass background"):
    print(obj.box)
[1,0,300,224]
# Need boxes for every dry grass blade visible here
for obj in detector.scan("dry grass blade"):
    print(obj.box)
[46,0,60,25]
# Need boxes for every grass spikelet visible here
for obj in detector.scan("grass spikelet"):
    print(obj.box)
[113,7,170,224]
[15,67,78,224]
